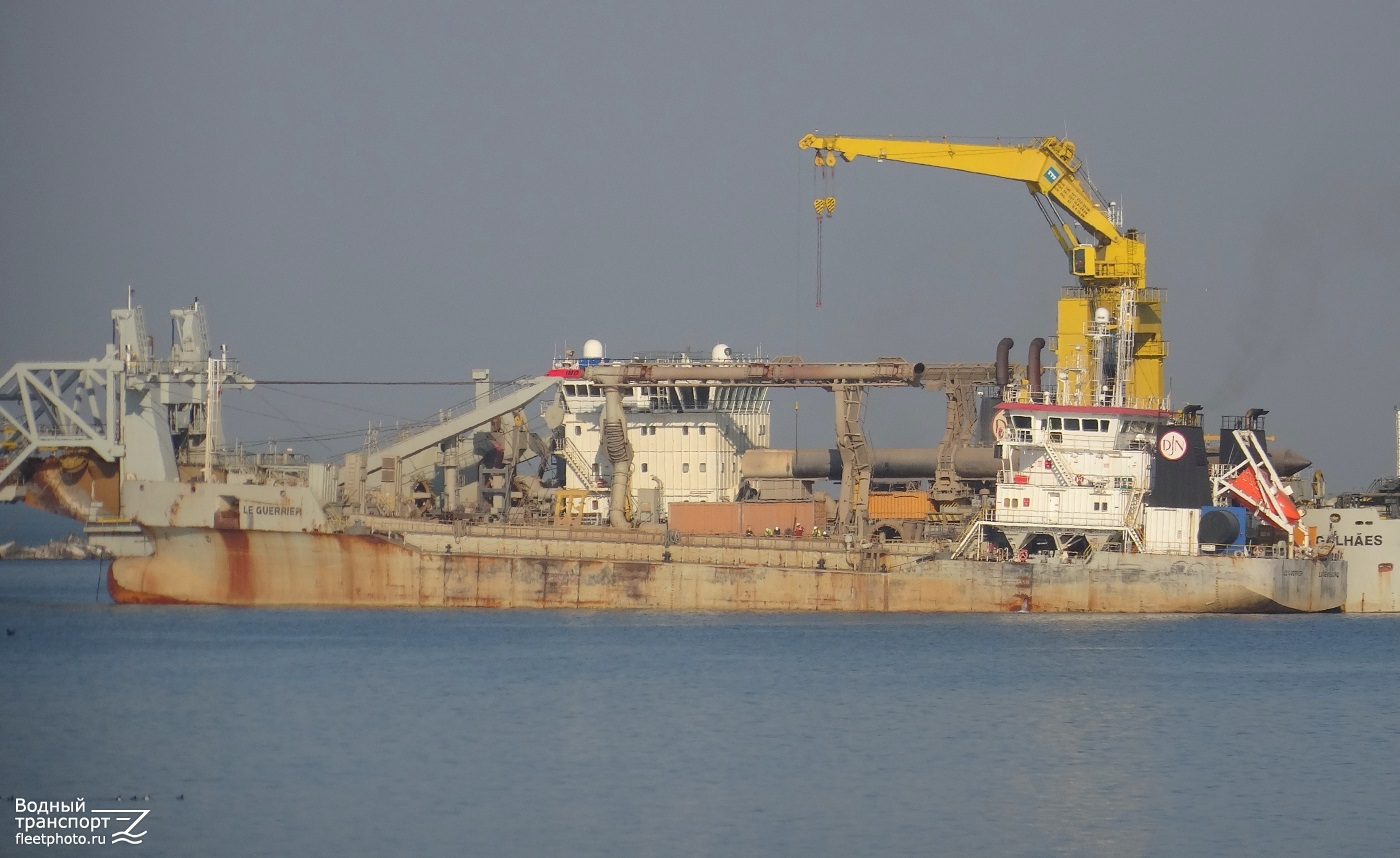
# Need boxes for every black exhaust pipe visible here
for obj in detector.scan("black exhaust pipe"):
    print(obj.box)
[1028,338,1046,395]
[995,338,1013,387]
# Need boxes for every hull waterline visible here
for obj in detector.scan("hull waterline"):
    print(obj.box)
[107,526,1346,614]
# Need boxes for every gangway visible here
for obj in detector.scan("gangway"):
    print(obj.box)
[362,376,560,477]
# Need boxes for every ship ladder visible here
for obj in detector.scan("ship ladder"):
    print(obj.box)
[951,512,990,559]
[1112,288,1137,408]
[1116,487,1148,552]
[555,434,596,487]
[1043,441,1075,487]
[1123,488,1147,530]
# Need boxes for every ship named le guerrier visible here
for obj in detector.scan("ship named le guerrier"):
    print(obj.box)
[1,296,1345,613]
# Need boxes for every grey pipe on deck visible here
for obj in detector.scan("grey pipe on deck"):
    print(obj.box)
[744,444,1311,481]
[742,446,999,481]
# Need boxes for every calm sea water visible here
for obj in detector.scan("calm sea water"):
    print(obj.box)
[2,560,1398,857]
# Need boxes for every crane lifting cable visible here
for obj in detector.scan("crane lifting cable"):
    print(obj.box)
[812,149,837,308]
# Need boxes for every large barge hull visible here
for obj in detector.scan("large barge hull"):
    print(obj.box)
[107,525,1345,613]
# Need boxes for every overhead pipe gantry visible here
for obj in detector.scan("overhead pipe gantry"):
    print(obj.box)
[585,358,927,535]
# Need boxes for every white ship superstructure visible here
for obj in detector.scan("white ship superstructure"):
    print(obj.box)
[969,402,1169,557]
[548,340,771,518]
[960,396,1310,563]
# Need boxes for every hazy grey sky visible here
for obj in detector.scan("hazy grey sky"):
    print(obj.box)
[3,1,1398,490]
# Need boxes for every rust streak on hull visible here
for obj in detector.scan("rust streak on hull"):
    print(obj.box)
[107,526,1347,613]
[107,562,198,605]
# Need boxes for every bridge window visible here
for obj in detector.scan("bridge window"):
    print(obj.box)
[1064,418,1080,431]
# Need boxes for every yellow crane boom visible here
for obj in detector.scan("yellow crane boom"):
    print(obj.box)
[798,133,1167,408]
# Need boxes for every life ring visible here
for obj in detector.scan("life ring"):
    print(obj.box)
[1075,475,1084,486]
[1016,549,1029,563]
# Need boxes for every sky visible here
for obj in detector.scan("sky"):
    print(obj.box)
[3,0,1399,497]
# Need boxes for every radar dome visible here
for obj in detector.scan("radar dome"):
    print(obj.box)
[582,339,604,359]
[1094,308,1111,326]
[711,343,733,362]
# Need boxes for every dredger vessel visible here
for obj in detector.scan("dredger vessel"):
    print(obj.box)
[0,296,1342,613]
[0,133,1350,612]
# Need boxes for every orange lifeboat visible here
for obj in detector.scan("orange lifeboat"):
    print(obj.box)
[1226,468,1301,526]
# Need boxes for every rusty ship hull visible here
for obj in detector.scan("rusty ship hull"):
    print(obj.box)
[105,523,1345,613]
[6,297,1352,615]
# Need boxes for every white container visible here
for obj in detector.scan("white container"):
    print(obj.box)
[1143,507,1200,555]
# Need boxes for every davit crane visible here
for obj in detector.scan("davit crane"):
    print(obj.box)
[798,134,1167,408]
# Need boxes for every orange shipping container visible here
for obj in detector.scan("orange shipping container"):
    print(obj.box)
[738,500,826,536]
[668,500,827,536]
[667,502,742,535]
[867,491,933,520]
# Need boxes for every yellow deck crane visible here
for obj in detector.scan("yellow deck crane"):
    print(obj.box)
[798,134,1167,408]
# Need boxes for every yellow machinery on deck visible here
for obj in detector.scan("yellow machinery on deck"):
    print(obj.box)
[798,133,1167,408]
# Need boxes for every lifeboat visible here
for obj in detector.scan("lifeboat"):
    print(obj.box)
[1225,467,1301,527]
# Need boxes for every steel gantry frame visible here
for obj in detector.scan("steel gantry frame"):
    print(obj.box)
[585,357,927,536]
[0,358,123,492]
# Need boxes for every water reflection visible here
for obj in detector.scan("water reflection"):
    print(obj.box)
[1,563,1394,857]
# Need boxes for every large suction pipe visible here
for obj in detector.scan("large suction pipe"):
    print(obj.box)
[742,446,999,481]
[1028,338,1046,395]
[995,338,1013,388]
